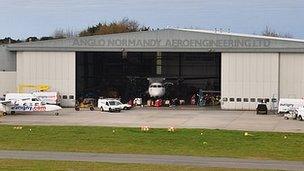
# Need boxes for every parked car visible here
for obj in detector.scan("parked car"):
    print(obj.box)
[257,104,268,115]
[113,100,132,110]
[98,99,121,112]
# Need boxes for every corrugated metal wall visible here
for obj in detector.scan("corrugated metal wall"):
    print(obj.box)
[0,72,16,98]
[221,53,279,110]
[0,46,16,71]
[280,53,304,98]
[16,52,75,107]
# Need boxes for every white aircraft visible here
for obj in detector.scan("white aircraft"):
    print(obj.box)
[148,82,166,98]
[0,93,62,116]
[147,78,173,98]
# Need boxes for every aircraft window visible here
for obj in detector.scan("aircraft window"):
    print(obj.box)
[229,98,235,102]
[69,95,74,100]
[236,98,242,102]
[250,98,256,102]
[157,85,162,88]
[243,98,249,102]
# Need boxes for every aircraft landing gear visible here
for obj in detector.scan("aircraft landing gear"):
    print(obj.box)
[2,112,7,116]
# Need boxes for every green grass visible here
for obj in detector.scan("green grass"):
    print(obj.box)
[0,125,303,161]
[0,160,268,171]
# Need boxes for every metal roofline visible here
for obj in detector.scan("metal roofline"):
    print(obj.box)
[173,28,304,43]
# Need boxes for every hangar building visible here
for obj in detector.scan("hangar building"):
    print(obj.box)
[1,29,304,110]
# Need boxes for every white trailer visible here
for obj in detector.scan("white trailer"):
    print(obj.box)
[32,92,61,105]
[278,98,304,113]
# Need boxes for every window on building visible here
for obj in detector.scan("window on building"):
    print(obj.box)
[229,98,235,102]
[271,98,277,103]
[236,98,242,102]
[62,95,68,99]
[222,98,228,102]
[250,98,256,102]
[243,98,249,102]
[69,95,74,100]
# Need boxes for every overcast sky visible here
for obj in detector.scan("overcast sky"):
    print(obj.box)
[0,0,303,39]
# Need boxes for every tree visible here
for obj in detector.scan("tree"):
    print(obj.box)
[53,28,77,39]
[262,26,293,38]
[79,18,150,37]
[25,37,39,42]
[0,37,21,45]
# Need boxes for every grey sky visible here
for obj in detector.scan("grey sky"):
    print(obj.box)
[0,0,303,39]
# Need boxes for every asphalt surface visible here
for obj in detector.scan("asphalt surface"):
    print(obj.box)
[1,107,304,133]
[0,150,303,170]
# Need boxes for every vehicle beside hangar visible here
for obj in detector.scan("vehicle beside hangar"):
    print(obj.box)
[1,28,304,110]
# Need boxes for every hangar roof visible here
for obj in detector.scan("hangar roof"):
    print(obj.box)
[6,28,304,53]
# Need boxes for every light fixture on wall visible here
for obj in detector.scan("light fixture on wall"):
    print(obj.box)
[121,48,127,59]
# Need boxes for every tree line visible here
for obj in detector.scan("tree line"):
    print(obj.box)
[0,18,293,45]
[0,18,150,45]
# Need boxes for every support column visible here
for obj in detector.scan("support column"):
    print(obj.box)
[156,52,162,75]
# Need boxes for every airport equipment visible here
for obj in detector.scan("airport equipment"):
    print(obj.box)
[18,84,50,93]
[75,98,95,111]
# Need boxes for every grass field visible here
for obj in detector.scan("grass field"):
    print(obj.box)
[0,125,303,161]
[0,160,268,171]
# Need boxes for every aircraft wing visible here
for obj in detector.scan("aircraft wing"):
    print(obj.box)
[0,101,12,105]
[0,101,12,113]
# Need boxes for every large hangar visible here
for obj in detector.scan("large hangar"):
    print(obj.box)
[2,28,304,109]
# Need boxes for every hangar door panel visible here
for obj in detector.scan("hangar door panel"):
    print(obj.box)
[17,52,76,107]
[0,72,16,97]
[280,53,304,98]
[221,53,279,110]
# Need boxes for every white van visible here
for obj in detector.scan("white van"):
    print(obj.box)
[278,98,304,113]
[33,92,61,105]
[98,99,121,112]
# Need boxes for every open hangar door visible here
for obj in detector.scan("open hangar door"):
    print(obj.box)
[76,52,221,106]
[76,52,156,103]
[160,52,221,106]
